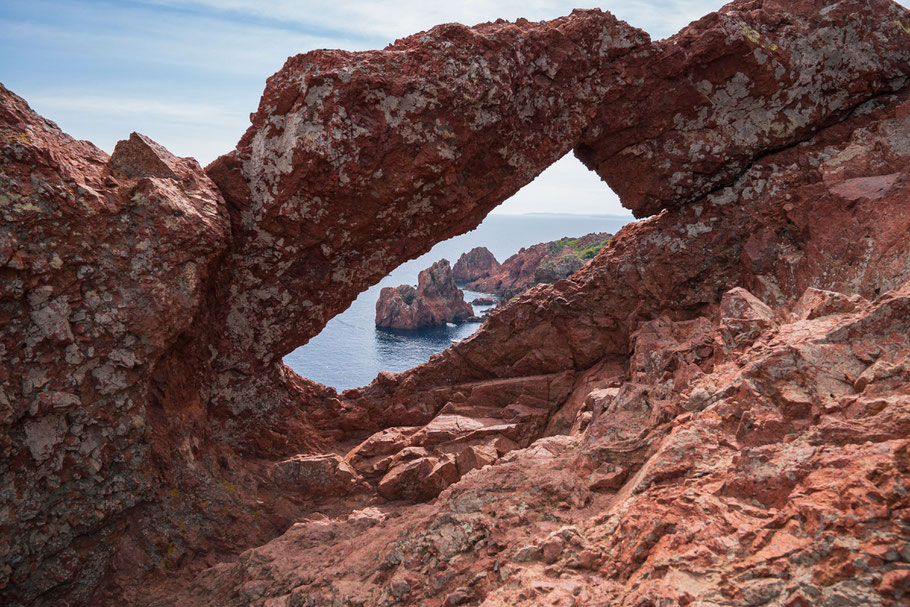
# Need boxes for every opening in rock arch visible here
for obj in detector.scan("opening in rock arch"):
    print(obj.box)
[284,154,633,390]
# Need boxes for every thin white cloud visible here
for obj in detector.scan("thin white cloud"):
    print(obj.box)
[1,7,366,79]
[27,94,244,126]
[143,0,727,44]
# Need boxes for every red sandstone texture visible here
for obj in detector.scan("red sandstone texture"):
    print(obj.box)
[2,0,910,605]
[375,259,473,330]
[461,232,611,298]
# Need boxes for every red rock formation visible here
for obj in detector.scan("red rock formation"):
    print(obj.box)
[0,85,233,604]
[465,232,610,298]
[151,79,910,607]
[3,0,910,605]
[470,296,497,305]
[375,259,473,329]
[203,9,651,387]
[453,246,500,283]
[576,0,910,217]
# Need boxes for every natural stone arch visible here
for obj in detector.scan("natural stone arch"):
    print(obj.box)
[4,0,909,602]
[202,0,910,431]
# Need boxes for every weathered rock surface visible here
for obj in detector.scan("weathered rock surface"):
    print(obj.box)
[576,0,910,217]
[375,259,473,329]
[156,87,910,598]
[203,9,652,398]
[0,84,234,604]
[453,246,500,283]
[465,232,610,298]
[3,0,910,605]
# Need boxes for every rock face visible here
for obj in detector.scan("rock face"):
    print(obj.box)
[3,0,910,605]
[375,259,473,329]
[0,86,233,604]
[453,246,500,283]
[466,232,610,298]
[576,0,910,217]
[203,9,651,393]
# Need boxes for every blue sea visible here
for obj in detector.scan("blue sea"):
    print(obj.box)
[284,213,634,390]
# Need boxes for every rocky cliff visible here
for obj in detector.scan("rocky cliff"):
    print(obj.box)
[375,259,473,329]
[463,232,611,298]
[2,0,910,605]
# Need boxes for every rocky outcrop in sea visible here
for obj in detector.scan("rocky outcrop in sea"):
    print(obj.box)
[461,232,611,298]
[2,0,910,604]
[452,246,500,283]
[375,259,473,329]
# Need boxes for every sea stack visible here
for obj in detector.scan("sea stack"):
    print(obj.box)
[453,246,500,283]
[375,259,474,329]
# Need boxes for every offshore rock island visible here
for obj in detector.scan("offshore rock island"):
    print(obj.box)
[379,233,611,331]
[455,232,612,299]
[375,259,473,330]
[2,1,910,605]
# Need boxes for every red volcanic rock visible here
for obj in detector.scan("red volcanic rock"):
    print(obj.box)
[716,286,777,354]
[375,259,473,329]
[198,0,909,454]
[453,246,499,283]
[204,9,652,386]
[0,84,232,604]
[466,232,610,298]
[5,0,910,605]
[470,296,497,305]
[270,453,367,496]
[159,287,910,606]
[576,0,910,217]
[792,286,865,321]
[109,132,180,179]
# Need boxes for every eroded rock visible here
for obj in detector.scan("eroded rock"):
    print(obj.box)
[4,0,910,604]
[375,259,473,329]
[453,247,500,283]
[464,232,610,298]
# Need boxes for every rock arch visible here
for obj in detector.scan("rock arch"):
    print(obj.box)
[203,0,909,432]
[2,0,910,603]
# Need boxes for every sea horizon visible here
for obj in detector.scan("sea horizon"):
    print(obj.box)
[284,212,635,390]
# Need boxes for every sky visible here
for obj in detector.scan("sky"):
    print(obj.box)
[0,0,795,215]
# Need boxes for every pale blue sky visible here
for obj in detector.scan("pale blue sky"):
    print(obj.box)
[6,1,895,215]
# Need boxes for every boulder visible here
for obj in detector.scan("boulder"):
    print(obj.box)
[271,453,367,497]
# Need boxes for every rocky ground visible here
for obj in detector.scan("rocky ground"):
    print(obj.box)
[375,259,473,330]
[2,0,910,605]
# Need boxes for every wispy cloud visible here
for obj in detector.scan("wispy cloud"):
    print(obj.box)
[27,94,244,126]
[142,0,728,44]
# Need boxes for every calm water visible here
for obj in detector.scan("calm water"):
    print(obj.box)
[284,213,634,390]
